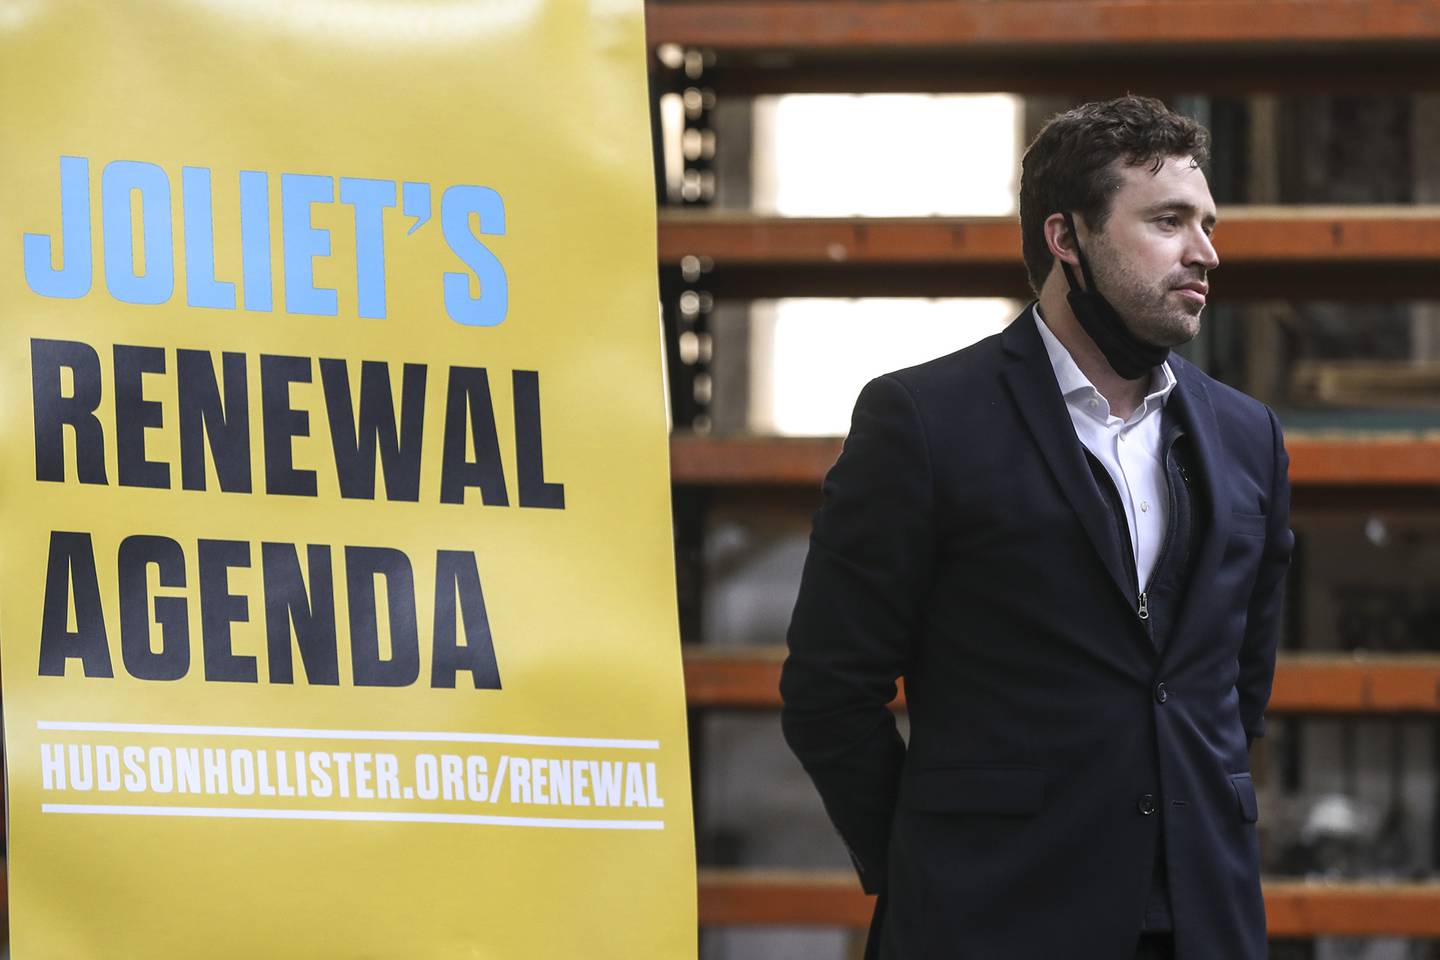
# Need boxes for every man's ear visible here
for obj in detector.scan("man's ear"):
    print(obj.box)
[1044,212,1081,268]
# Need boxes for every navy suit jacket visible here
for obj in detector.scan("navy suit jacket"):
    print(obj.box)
[781,307,1294,960]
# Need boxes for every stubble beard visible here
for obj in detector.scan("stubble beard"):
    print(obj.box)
[1087,237,1204,349]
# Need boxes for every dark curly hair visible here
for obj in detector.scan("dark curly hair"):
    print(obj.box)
[1019,95,1211,296]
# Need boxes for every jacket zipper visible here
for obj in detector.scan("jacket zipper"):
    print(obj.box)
[1138,428,1183,623]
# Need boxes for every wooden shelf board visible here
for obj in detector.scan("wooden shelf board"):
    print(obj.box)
[684,647,1440,714]
[671,435,1440,489]
[696,868,1440,936]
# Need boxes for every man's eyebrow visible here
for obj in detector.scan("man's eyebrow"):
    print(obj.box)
[1143,199,1219,225]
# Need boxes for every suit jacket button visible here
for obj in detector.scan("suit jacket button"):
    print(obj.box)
[1138,794,1157,815]
[1154,682,1168,704]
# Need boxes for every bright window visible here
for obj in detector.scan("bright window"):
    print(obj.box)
[749,94,1024,435]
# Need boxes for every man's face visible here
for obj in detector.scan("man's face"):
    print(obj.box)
[1083,155,1219,347]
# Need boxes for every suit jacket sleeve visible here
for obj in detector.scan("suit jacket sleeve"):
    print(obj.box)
[780,374,936,895]
[1238,405,1294,745]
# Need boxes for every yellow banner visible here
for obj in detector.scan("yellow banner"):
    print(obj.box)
[0,2,694,956]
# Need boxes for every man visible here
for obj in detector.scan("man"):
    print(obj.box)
[780,95,1293,960]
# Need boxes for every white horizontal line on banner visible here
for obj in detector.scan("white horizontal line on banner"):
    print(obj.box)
[42,803,665,830]
[36,720,660,750]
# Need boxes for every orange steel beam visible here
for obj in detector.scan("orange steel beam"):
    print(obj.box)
[659,214,1018,266]
[647,2,1440,52]
[648,56,1440,97]
[669,435,841,486]
[683,645,788,710]
[658,209,1440,266]
[1286,437,1440,486]
[697,868,1440,935]
[699,869,871,927]
[683,647,1440,714]
[670,435,1440,488]
[657,210,1440,298]
[645,2,1440,95]
[684,646,899,709]
[1256,438,1440,486]
[1270,655,1440,713]
[1265,881,1440,937]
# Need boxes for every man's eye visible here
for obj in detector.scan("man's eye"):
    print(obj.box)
[1158,216,1180,228]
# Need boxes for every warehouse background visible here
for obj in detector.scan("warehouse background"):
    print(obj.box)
[648,3,1440,958]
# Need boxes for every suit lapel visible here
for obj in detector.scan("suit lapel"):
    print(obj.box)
[999,310,1136,615]
[1166,357,1232,643]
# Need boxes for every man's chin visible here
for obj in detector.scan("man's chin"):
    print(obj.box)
[1141,311,1201,348]
[1160,317,1202,348]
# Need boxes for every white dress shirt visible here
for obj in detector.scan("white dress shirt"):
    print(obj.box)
[1032,307,1177,593]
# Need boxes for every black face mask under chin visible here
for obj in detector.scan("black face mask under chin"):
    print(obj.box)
[1060,212,1169,381]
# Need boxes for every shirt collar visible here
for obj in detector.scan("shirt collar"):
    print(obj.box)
[1031,304,1176,418]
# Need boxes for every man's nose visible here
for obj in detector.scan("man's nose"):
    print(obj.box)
[1188,227,1220,271]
